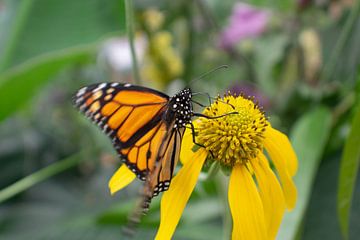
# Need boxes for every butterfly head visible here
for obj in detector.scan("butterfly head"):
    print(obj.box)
[170,88,193,129]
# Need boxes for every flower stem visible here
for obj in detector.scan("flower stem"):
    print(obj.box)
[0,152,85,203]
[215,173,232,240]
[332,91,355,127]
[195,0,220,31]
[321,0,360,81]
[205,161,220,180]
[0,0,33,72]
[183,4,195,82]
[125,0,141,85]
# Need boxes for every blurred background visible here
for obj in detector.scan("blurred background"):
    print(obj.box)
[0,0,360,239]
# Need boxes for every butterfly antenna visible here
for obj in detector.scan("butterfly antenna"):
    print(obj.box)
[186,65,228,88]
[192,93,236,110]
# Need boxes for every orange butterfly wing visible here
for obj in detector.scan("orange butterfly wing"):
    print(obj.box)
[73,82,184,197]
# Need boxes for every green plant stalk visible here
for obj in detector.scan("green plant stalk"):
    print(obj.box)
[321,0,360,81]
[332,91,355,127]
[195,0,219,31]
[183,4,195,82]
[0,152,85,203]
[125,0,141,85]
[205,161,220,181]
[0,44,95,122]
[0,0,34,72]
[215,173,232,240]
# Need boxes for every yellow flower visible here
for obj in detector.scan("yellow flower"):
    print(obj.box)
[141,31,184,89]
[142,8,165,32]
[156,93,298,240]
[108,93,297,240]
[139,9,183,88]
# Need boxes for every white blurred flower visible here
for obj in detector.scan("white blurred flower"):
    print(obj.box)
[101,37,146,72]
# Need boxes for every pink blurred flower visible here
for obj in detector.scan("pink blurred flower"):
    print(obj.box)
[219,3,270,49]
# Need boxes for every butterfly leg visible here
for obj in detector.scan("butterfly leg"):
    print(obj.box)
[189,122,215,158]
[192,92,236,109]
[191,99,207,107]
[192,92,212,105]
[193,112,238,119]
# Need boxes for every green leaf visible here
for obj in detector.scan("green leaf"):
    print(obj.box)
[300,153,343,239]
[0,45,95,122]
[320,0,360,82]
[0,0,126,121]
[0,0,125,71]
[0,0,33,67]
[337,103,360,240]
[277,107,332,240]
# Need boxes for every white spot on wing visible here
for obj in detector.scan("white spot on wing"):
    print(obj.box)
[75,97,83,104]
[76,87,87,97]
[92,83,107,93]
[98,83,107,89]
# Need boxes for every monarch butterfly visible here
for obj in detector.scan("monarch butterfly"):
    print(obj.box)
[73,82,201,209]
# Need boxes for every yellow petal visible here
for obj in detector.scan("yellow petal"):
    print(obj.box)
[264,128,297,209]
[180,127,194,165]
[265,127,298,176]
[252,153,286,239]
[108,165,136,195]
[228,164,268,240]
[155,148,207,240]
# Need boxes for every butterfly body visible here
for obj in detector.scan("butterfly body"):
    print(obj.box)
[165,88,193,129]
[73,83,194,199]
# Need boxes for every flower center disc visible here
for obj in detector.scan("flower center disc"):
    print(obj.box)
[197,94,268,166]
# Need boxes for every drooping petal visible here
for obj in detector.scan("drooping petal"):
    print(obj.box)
[264,127,297,209]
[155,149,207,240]
[252,153,286,239]
[228,164,268,240]
[265,127,298,176]
[180,127,194,165]
[108,165,136,195]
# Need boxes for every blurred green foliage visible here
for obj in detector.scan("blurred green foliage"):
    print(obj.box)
[0,0,359,239]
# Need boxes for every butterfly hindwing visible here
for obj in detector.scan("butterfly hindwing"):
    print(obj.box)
[149,128,185,196]
[117,120,169,180]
